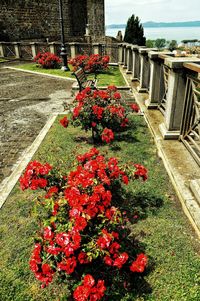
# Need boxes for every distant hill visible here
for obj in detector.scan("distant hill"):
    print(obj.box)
[106,21,200,29]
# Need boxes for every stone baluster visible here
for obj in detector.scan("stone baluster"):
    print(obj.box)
[49,42,56,54]
[123,44,128,69]
[30,42,38,58]
[131,45,140,81]
[159,57,200,139]
[145,52,172,108]
[137,47,156,93]
[92,43,101,55]
[126,45,132,73]
[118,43,123,65]
[0,42,6,57]
[69,42,78,58]
[13,42,21,58]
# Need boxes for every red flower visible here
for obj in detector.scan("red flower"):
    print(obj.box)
[78,252,91,264]
[73,216,87,231]
[57,256,77,274]
[101,128,114,143]
[134,164,148,181]
[83,274,95,287]
[43,226,54,241]
[130,253,148,273]
[113,252,129,269]
[113,92,121,99]
[131,103,140,113]
[104,255,113,266]
[60,116,69,128]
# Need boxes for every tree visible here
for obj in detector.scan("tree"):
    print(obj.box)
[146,39,155,48]
[124,14,146,45]
[154,38,166,50]
[168,40,177,51]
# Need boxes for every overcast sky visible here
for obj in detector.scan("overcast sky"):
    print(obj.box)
[105,0,200,24]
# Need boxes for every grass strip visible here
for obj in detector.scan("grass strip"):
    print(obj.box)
[14,64,127,87]
[0,116,199,301]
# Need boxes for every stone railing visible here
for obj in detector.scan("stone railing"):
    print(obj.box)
[1,40,200,165]
[0,41,119,63]
[118,42,200,166]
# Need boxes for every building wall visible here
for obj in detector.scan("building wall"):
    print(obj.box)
[0,0,105,42]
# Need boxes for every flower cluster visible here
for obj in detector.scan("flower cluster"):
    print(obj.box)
[34,52,61,69]
[69,54,110,73]
[19,161,52,190]
[20,148,148,300]
[73,274,106,301]
[61,86,137,143]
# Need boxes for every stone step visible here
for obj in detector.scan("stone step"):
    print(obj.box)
[190,179,200,206]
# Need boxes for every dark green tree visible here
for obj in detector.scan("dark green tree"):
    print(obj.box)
[146,39,155,48]
[168,40,177,51]
[154,38,166,50]
[124,14,146,45]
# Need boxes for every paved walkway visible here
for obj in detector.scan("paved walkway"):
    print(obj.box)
[0,67,74,183]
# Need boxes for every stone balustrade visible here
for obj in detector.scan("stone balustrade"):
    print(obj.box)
[1,40,200,164]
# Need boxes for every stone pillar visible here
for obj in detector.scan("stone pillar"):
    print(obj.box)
[92,43,100,54]
[0,42,5,57]
[145,52,167,108]
[126,45,132,74]
[49,42,56,54]
[122,44,127,68]
[159,57,200,139]
[30,42,38,58]
[131,45,140,81]
[13,42,21,58]
[137,47,152,93]
[69,43,77,58]
[118,43,123,64]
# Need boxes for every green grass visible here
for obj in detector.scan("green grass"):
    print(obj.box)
[14,63,127,87]
[0,116,200,301]
[0,58,7,62]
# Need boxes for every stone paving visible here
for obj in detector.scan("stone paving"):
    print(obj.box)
[0,68,74,183]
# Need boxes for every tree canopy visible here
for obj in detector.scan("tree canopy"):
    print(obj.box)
[124,14,146,45]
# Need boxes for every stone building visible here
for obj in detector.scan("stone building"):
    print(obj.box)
[0,0,105,42]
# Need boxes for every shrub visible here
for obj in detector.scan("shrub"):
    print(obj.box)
[34,52,61,69]
[19,148,148,300]
[69,54,110,73]
[61,86,140,143]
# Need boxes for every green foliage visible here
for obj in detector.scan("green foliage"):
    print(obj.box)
[124,14,146,45]
[154,38,167,50]
[146,39,155,48]
[168,40,178,51]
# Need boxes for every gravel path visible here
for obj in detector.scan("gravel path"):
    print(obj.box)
[0,68,74,183]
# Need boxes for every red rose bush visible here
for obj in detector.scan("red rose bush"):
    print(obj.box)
[69,54,110,73]
[34,52,61,69]
[20,148,148,300]
[61,85,139,143]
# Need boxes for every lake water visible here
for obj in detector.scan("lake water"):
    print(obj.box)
[106,26,200,43]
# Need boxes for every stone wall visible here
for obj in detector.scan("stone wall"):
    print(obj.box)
[0,0,105,42]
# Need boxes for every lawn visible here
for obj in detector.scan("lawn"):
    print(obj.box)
[14,63,127,87]
[0,58,7,62]
[0,116,200,301]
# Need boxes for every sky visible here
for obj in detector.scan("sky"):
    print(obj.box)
[105,0,200,24]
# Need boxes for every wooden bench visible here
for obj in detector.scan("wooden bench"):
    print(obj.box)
[72,67,97,91]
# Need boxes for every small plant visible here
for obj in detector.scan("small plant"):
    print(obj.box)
[19,148,148,300]
[60,86,140,143]
[34,52,61,69]
[69,54,110,73]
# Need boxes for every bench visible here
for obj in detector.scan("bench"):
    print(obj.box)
[72,67,97,91]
